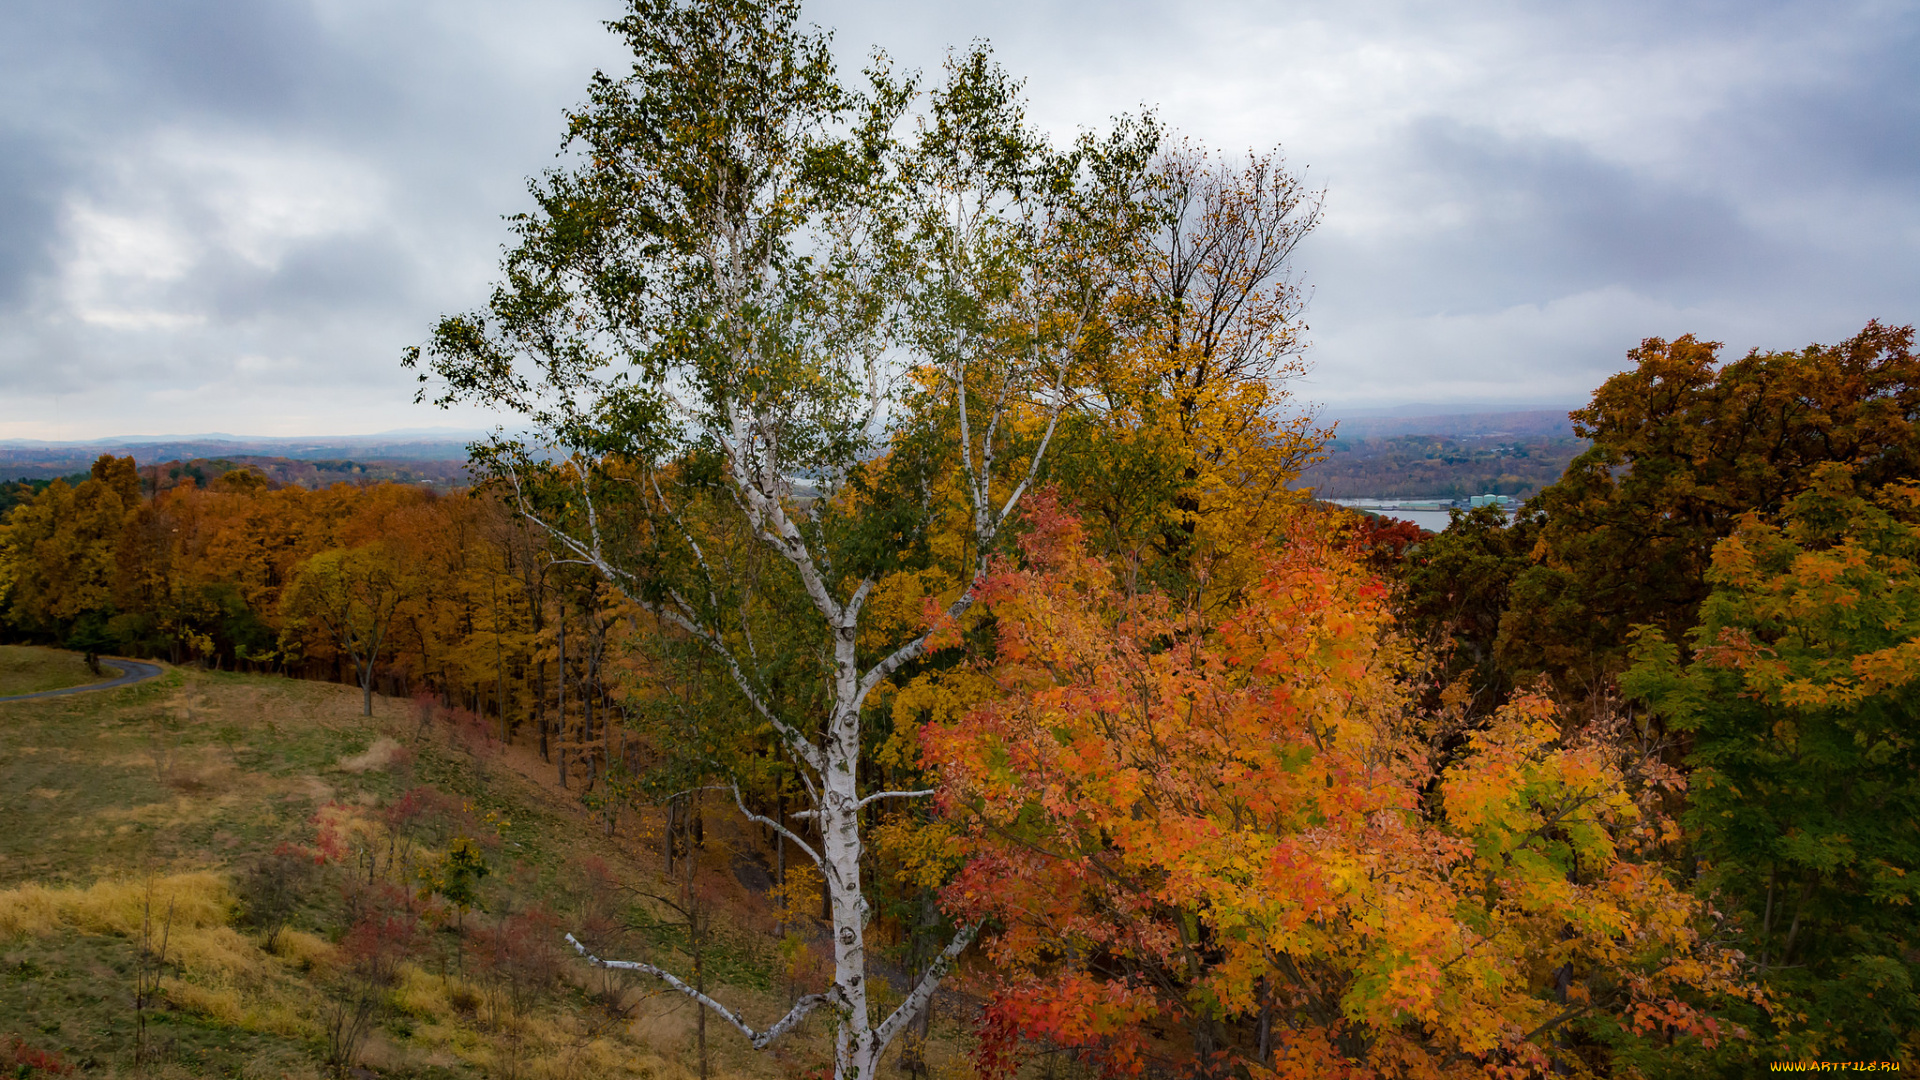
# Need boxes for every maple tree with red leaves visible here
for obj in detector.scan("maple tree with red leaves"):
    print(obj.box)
[920,492,1757,1079]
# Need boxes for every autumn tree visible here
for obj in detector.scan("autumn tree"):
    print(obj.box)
[1495,321,1920,691]
[409,2,1157,1074]
[924,494,1756,1079]
[1058,147,1326,599]
[0,455,141,647]
[1625,463,1920,1067]
[282,543,415,715]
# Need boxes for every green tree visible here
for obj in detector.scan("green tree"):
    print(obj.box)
[1396,502,1538,711]
[1624,463,1920,1067]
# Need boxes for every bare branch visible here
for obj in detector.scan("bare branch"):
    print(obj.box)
[730,781,825,871]
[856,789,936,810]
[566,934,837,1050]
[872,924,979,1053]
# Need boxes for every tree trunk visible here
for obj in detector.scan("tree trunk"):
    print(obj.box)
[686,818,709,1080]
[664,796,679,874]
[820,683,881,1080]
[1256,977,1274,1066]
[584,629,597,790]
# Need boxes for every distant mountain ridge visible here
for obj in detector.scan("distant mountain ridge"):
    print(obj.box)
[1322,408,1576,442]
[0,426,486,447]
[0,431,483,479]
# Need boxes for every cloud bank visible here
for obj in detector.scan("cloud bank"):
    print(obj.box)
[2,0,1914,436]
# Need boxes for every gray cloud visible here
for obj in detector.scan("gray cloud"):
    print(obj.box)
[0,0,1914,436]
[1335,118,1775,308]
[0,129,72,310]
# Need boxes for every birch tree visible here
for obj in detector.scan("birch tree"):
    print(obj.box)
[407,2,1153,1075]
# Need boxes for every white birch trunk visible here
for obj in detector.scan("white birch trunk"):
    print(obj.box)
[541,83,1096,1078]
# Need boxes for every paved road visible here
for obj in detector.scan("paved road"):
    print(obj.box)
[0,657,164,703]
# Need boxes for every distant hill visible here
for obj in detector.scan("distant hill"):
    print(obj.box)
[1295,408,1586,501]
[0,432,481,481]
[143,455,473,493]
[1323,408,1575,441]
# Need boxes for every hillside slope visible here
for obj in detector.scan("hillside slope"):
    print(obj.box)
[0,663,968,1079]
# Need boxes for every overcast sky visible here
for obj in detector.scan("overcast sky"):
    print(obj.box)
[2,0,1915,439]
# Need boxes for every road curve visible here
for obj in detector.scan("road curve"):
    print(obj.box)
[0,657,165,704]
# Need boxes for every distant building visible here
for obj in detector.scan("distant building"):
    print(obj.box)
[1467,494,1511,508]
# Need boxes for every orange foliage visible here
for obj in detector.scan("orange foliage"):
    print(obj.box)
[922,492,1755,1078]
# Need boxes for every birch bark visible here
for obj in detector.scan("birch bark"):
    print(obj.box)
[411,5,1150,1074]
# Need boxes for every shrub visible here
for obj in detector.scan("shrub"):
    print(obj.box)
[0,1034,75,1076]
[237,844,318,951]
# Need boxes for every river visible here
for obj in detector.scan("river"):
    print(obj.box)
[1326,498,1512,533]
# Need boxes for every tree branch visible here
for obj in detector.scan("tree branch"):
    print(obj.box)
[872,923,978,1052]
[566,934,838,1050]
[856,789,936,810]
[730,781,826,871]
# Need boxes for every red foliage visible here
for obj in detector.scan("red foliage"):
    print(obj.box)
[273,839,324,866]
[1347,511,1430,573]
[470,905,565,1001]
[385,784,461,837]
[311,803,351,864]
[338,881,422,981]
[927,497,1755,1079]
[440,704,493,757]
[1,1035,75,1076]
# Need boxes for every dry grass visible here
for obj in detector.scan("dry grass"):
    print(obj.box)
[338,735,405,773]
[273,927,338,970]
[0,870,231,939]
[0,644,104,696]
[0,664,984,1079]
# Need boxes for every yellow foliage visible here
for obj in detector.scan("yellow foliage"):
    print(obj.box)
[167,980,250,1027]
[889,669,997,731]
[0,872,334,1042]
[528,1034,680,1080]
[166,977,314,1037]
[767,864,823,926]
[870,815,962,890]
[165,924,267,980]
[857,569,959,655]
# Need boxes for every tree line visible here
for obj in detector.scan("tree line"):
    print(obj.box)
[0,455,647,799]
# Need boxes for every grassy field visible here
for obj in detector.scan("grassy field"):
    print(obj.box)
[0,663,976,1080]
[0,645,109,697]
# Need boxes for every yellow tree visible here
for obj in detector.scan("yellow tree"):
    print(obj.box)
[0,455,140,642]
[1062,148,1327,598]
[281,543,415,715]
